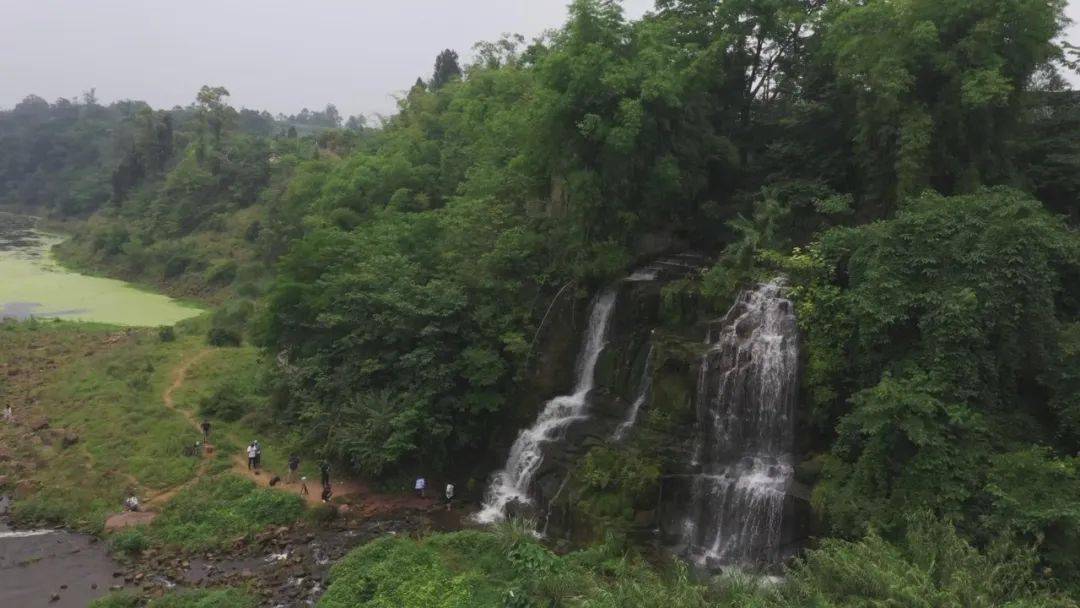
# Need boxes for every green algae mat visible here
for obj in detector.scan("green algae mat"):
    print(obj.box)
[1,224,201,327]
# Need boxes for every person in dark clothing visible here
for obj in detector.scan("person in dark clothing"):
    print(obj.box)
[319,460,330,488]
[287,455,300,483]
[321,483,333,503]
[200,420,211,439]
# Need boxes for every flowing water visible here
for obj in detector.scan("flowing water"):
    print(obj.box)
[612,344,653,441]
[0,215,201,326]
[0,521,119,607]
[474,289,618,524]
[679,279,799,566]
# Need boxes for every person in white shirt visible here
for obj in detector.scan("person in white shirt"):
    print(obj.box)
[414,477,426,498]
[444,483,455,510]
[246,442,258,471]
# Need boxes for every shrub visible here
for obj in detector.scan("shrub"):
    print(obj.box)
[158,325,176,342]
[198,380,253,422]
[109,528,149,556]
[206,327,241,347]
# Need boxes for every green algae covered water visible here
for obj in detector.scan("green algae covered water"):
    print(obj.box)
[0,216,201,326]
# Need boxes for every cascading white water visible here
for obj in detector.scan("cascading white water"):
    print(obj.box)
[680,279,798,566]
[474,289,618,524]
[612,344,653,441]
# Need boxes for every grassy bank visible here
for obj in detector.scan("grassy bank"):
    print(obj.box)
[0,319,203,529]
[0,317,307,544]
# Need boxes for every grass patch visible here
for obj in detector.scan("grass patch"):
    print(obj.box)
[1,321,204,529]
[143,474,303,551]
[89,587,257,608]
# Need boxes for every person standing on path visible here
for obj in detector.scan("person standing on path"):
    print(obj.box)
[415,476,426,498]
[200,419,211,439]
[445,482,455,511]
[3,405,14,424]
[246,442,258,471]
[319,460,331,488]
[253,440,262,472]
[288,455,300,483]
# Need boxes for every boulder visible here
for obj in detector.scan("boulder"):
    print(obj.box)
[29,417,49,431]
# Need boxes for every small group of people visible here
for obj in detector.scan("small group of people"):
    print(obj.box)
[414,477,455,511]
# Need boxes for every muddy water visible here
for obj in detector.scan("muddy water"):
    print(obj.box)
[0,214,201,326]
[0,522,118,607]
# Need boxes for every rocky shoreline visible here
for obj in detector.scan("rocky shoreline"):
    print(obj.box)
[2,506,459,607]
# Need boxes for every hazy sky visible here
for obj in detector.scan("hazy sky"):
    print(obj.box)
[1,0,1077,118]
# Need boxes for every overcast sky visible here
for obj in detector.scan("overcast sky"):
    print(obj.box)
[0,0,1077,119]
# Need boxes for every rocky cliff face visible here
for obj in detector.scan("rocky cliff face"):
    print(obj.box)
[481,259,810,571]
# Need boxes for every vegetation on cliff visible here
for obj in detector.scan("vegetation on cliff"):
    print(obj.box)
[2,0,1080,602]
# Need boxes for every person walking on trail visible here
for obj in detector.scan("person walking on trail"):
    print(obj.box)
[287,455,300,483]
[246,442,258,471]
[415,476,426,498]
[321,482,333,503]
[3,406,14,424]
[200,419,211,439]
[299,476,309,497]
[444,482,455,511]
[319,460,331,488]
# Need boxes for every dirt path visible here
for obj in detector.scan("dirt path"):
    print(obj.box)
[144,349,215,507]
[144,347,452,519]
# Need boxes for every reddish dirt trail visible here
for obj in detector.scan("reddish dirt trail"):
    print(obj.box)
[142,347,454,520]
[145,349,215,508]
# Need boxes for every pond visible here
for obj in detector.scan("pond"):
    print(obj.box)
[0,215,201,326]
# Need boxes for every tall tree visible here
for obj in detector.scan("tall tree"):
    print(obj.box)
[430,49,463,90]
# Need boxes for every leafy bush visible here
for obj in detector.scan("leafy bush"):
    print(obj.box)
[158,325,176,342]
[198,380,255,422]
[319,529,733,608]
[109,527,149,556]
[779,514,1073,608]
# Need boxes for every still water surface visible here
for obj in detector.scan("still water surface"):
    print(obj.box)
[0,216,201,326]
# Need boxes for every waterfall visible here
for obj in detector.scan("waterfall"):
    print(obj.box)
[679,279,799,566]
[474,289,618,524]
[612,344,653,441]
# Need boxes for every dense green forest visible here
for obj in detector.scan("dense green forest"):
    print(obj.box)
[5,0,1080,603]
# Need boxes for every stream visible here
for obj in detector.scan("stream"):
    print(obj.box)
[0,519,118,607]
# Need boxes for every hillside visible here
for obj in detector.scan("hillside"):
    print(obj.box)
[2,0,1080,605]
